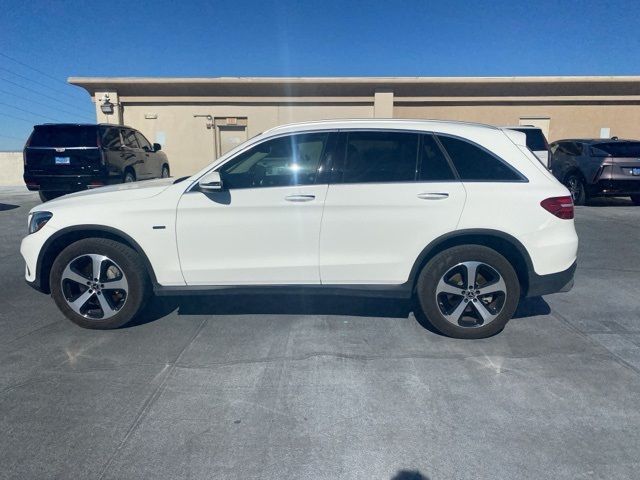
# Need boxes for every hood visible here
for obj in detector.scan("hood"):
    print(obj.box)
[31,178,176,212]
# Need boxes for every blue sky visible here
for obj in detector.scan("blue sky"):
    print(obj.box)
[1,0,640,149]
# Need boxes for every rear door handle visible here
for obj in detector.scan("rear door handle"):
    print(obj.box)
[285,194,316,202]
[417,192,449,200]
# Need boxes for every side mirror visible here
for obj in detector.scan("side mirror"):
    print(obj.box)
[198,171,223,192]
[153,143,162,151]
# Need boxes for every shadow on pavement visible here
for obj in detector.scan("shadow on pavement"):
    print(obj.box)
[0,203,20,212]
[127,291,550,332]
[584,196,635,207]
[390,470,430,480]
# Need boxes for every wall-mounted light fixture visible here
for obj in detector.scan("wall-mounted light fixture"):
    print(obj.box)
[100,93,114,115]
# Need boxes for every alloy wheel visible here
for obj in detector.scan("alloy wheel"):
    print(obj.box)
[60,254,129,320]
[435,261,507,328]
[566,176,581,202]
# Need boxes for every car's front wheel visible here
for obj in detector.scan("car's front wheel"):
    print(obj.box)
[630,194,640,206]
[416,245,520,339]
[50,238,151,329]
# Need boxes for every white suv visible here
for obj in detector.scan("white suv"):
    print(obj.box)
[21,119,578,339]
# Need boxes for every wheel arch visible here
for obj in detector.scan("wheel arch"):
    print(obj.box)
[36,225,158,294]
[408,229,534,296]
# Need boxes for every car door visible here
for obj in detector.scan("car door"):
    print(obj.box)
[134,131,160,177]
[99,127,125,181]
[319,131,467,285]
[121,128,149,179]
[176,131,336,285]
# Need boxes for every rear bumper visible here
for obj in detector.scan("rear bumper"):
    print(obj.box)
[526,261,576,297]
[24,173,119,192]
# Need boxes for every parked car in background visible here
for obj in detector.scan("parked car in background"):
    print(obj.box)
[21,119,578,339]
[549,138,640,205]
[505,126,551,168]
[23,123,170,202]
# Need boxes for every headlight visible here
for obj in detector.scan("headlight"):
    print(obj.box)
[28,211,53,234]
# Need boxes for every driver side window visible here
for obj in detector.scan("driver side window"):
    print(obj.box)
[218,133,329,189]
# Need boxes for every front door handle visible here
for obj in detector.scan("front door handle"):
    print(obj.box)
[417,192,449,200]
[285,194,316,202]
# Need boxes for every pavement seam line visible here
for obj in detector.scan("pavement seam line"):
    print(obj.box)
[551,310,640,377]
[96,317,209,480]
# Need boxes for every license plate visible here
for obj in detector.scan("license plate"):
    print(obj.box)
[632,168,640,176]
[55,156,70,165]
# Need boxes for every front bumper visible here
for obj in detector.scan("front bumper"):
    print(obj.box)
[526,261,576,297]
[20,227,52,294]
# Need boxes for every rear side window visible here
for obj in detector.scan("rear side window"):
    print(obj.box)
[419,134,456,181]
[101,128,122,150]
[342,131,418,183]
[590,142,640,157]
[28,126,97,148]
[511,128,548,151]
[122,129,139,148]
[556,142,583,156]
[437,135,522,182]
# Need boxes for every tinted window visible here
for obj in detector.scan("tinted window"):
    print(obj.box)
[556,142,583,156]
[342,131,418,183]
[219,132,328,189]
[100,128,122,150]
[420,134,455,181]
[122,129,139,148]
[135,132,152,150]
[590,142,640,157]
[437,135,522,181]
[28,125,97,148]
[511,128,548,151]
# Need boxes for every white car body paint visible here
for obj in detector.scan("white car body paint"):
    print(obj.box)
[21,119,578,292]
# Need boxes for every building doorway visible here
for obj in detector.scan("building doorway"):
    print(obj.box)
[214,117,248,158]
[519,117,550,138]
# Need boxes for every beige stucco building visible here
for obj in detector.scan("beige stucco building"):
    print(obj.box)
[69,76,640,177]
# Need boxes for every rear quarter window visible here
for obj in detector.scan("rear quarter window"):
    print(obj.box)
[28,126,98,148]
[436,135,523,182]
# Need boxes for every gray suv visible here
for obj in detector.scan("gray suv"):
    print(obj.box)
[549,138,640,205]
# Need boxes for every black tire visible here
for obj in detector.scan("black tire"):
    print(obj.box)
[415,245,520,339]
[39,191,63,202]
[124,171,136,183]
[563,173,587,206]
[50,238,151,329]
[630,195,640,206]
[161,165,170,178]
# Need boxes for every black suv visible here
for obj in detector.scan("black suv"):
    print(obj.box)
[549,138,640,205]
[24,124,170,202]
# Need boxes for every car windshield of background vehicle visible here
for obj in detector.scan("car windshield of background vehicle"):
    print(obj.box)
[591,142,640,157]
[513,129,548,151]
[28,126,98,148]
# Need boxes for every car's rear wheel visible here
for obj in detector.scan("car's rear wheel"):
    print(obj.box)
[50,238,151,329]
[161,165,170,178]
[563,173,587,205]
[123,171,135,183]
[416,245,520,339]
[630,194,640,206]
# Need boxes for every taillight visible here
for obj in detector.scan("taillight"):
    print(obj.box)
[541,196,574,219]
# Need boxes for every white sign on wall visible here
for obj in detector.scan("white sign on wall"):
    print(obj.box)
[600,128,611,138]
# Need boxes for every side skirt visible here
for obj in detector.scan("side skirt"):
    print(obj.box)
[154,283,413,299]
